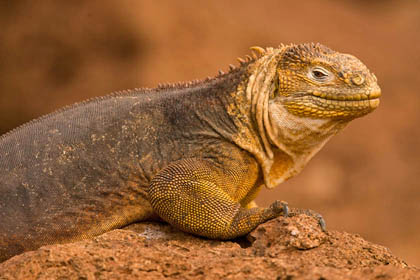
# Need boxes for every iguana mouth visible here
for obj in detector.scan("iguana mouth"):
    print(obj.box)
[281,89,381,119]
[310,90,381,102]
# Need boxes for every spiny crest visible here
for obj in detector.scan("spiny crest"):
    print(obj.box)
[215,46,269,78]
[157,79,203,90]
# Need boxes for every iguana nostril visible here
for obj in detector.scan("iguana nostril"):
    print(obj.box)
[351,74,365,86]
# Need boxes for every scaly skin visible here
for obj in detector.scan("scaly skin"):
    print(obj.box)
[0,43,380,262]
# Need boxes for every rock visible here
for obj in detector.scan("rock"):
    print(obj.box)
[0,215,418,279]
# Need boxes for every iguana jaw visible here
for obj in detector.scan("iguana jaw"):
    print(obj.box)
[280,87,381,119]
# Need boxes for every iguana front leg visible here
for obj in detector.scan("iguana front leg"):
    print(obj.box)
[148,158,288,239]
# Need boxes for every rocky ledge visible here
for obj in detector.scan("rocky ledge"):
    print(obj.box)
[0,215,418,279]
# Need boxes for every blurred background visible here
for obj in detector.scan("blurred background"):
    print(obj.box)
[0,0,419,266]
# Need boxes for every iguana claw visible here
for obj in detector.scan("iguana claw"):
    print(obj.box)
[282,202,289,217]
[288,207,327,231]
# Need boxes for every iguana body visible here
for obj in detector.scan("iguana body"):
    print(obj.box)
[0,43,381,262]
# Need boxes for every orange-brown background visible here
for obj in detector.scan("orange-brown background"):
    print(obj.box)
[1,0,419,266]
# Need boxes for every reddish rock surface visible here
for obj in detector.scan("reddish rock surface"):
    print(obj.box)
[1,215,418,280]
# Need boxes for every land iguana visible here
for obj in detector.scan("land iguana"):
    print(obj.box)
[0,43,381,262]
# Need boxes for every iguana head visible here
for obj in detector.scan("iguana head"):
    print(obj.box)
[274,43,381,119]
[239,43,381,188]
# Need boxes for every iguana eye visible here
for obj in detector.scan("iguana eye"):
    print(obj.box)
[309,66,331,82]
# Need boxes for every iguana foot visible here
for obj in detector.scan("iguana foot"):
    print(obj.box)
[266,200,289,218]
[287,207,326,231]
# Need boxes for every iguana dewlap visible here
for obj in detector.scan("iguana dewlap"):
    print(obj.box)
[0,43,381,262]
